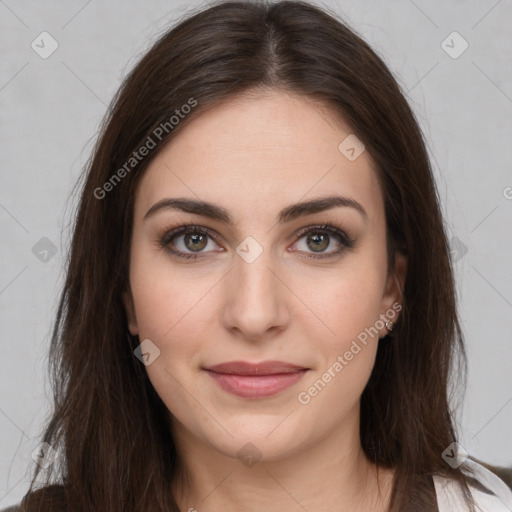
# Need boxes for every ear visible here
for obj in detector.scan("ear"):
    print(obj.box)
[122,288,139,336]
[391,252,407,301]
[379,252,407,331]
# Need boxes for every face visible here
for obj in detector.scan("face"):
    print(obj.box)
[123,89,406,463]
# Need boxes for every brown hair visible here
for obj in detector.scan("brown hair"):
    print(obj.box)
[19,1,478,511]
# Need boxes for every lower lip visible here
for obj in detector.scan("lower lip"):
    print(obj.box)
[206,370,308,398]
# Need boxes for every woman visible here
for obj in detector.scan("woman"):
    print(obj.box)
[4,1,511,511]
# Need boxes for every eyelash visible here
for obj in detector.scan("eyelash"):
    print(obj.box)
[157,223,355,261]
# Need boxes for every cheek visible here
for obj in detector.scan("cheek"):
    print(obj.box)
[331,276,383,344]
[297,260,386,351]
[129,239,211,340]
[292,257,385,403]
[131,273,211,359]
[128,247,223,394]
[129,267,212,420]
[318,284,381,383]
[295,269,384,416]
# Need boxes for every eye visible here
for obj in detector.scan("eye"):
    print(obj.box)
[158,223,355,261]
[159,224,222,260]
[291,224,355,260]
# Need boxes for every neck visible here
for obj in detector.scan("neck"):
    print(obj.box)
[169,409,394,512]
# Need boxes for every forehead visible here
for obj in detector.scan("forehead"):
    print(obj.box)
[134,90,383,226]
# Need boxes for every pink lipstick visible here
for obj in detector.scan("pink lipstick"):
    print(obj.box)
[204,360,308,399]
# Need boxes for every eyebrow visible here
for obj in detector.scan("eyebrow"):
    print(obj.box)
[143,195,368,224]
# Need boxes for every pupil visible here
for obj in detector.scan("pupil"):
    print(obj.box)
[308,233,328,252]
[186,233,206,251]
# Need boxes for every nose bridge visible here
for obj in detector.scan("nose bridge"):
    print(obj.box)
[233,235,279,304]
[236,246,274,291]
[222,235,288,338]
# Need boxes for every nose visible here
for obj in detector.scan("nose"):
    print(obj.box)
[221,243,290,343]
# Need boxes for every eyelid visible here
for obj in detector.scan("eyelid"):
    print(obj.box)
[158,224,223,252]
[293,224,354,244]
[157,222,355,260]
[289,224,355,260]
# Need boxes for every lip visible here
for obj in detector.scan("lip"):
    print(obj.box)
[205,360,308,375]
[204,360,309,399]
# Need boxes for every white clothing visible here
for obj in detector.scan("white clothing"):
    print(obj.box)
[434,458,512,511]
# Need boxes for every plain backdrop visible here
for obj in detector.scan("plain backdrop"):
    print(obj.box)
[1,0,511,508]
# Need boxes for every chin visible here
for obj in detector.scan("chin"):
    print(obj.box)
[203,420,310,462]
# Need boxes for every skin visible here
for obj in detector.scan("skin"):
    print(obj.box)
[123,89,407,512]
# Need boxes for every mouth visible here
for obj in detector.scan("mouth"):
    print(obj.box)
[203,360,309,399]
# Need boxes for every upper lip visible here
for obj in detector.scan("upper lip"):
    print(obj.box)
[204,360,308,375]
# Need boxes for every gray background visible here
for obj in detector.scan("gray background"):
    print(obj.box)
[1,0,511,507]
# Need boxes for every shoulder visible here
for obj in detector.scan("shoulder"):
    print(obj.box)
[434,459,512,512]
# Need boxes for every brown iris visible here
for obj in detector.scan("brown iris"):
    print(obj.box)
[184,232,208,252]
[306,232,329,252]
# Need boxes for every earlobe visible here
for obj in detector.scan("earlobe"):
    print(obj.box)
[122,289,139,336]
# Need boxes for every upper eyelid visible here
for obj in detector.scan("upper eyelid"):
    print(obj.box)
[162,223,353,249]
[292,225,355,250]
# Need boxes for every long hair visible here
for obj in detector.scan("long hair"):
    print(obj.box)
[20,1,476,510]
